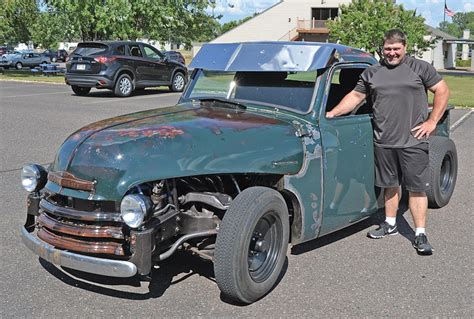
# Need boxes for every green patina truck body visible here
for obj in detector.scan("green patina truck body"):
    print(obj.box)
[21,42,457,304]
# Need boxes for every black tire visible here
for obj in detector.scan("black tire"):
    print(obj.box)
[16,62,22,70]
[71,86,91,96]
[169,72,186,92]
[214,186,289,304]
[427,137,458,208]
[114,74,133,97]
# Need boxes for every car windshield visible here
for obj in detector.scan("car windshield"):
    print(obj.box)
[73,43,109,56]
[182,70,317,113]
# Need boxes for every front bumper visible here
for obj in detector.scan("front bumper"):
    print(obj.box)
[21,226,138,277]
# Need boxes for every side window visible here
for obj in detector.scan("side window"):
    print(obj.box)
[143,45,162,59]
[128,45,143,57]
[115,45,126,55]
[325,67,371,116]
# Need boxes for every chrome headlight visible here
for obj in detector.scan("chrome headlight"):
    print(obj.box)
[21,164,47,192]
[120,194,152,228]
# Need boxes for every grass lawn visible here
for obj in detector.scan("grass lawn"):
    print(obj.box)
[429,75,474,107]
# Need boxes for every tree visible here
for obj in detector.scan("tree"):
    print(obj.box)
[220,15,254,35]
[439,12,474,39]
[40,0,219,46]
[0,0,39,45]
[327,0,434,58]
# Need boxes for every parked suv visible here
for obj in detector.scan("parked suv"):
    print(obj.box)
[65,41,188,97]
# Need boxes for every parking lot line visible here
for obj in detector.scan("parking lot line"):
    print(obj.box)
[81,92,179,104]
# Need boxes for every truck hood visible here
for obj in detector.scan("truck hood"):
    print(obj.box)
[48,103,304,201]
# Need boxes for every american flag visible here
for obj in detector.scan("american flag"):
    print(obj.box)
[444,4,455,17]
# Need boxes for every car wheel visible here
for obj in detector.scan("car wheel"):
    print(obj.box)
[169,72,185,92]
[16,62,23,70]
[214,186,289,304]
[426,137,458,208]
[51,57,57,62]
[114,74,133,97]
[71,86,91,96]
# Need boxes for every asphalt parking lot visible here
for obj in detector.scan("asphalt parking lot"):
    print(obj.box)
[0,81,472,317]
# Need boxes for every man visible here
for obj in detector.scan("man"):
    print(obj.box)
[326,29,450,255]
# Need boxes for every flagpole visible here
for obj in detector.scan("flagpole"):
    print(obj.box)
[443,0,446,23]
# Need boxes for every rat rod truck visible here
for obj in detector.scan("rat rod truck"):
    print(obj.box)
[20,42,457,304]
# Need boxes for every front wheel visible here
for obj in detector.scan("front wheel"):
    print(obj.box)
[16,62,23,70]
[114,74,133,97]
[427,137,458,208]
[71,86,91,96]
[51,57,57,62]
[214,186,289,304]
[169,72,185,92]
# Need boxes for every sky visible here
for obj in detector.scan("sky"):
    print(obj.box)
[213,0,474,28]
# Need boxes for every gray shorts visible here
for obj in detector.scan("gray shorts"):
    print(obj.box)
[374,143,429,192]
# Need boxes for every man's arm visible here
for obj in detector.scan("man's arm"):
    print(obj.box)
[326,90,367,118]
[411,79,450,139]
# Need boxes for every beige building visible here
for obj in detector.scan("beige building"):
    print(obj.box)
[211,0,353,43]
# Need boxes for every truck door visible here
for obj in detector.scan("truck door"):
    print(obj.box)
[319,65,378,236]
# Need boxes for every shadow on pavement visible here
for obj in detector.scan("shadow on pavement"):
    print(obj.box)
[39,250,215,300]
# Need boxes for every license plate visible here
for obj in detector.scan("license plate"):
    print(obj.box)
[76,64,86,70]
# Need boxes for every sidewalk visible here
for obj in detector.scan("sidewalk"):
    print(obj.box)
[439,67,474,77]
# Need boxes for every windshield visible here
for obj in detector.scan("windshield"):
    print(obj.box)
[181,69,318,113]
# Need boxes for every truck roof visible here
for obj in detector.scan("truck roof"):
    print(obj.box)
[190,41,377,72]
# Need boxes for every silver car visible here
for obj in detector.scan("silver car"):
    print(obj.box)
[2,52,50,69]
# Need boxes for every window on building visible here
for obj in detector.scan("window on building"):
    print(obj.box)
[312,8,338,20]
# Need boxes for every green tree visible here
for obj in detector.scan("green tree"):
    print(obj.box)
[439,12,474,39]
[0,0,39,45]
[327,0,433,57]
[40,0,218,46]
[220,15,254,35]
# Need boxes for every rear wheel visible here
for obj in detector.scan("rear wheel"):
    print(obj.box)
[16,62,23,70]
[214,187,289,304]
[51,57,57,62]
[427,137,458,208]
[71,86,91,96]
[114,74,133,97]
[169,72,185,92]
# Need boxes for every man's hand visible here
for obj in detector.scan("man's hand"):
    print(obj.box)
[326,90,366,119]
[411,119,437,139]
[413,79,449,139]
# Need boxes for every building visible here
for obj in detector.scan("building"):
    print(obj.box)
[211,0,352,44]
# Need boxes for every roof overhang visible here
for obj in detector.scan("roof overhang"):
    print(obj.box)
[445,39,474,44]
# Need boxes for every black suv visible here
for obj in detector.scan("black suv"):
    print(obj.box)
[65,41,188,97]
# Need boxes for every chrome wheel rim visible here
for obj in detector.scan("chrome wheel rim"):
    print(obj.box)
[174,74,185,90]
[119,77,131,95]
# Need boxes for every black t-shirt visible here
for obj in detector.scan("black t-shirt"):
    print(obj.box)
[354,56,442,148]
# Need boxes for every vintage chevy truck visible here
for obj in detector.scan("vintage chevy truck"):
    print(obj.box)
[21,42,457,303]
